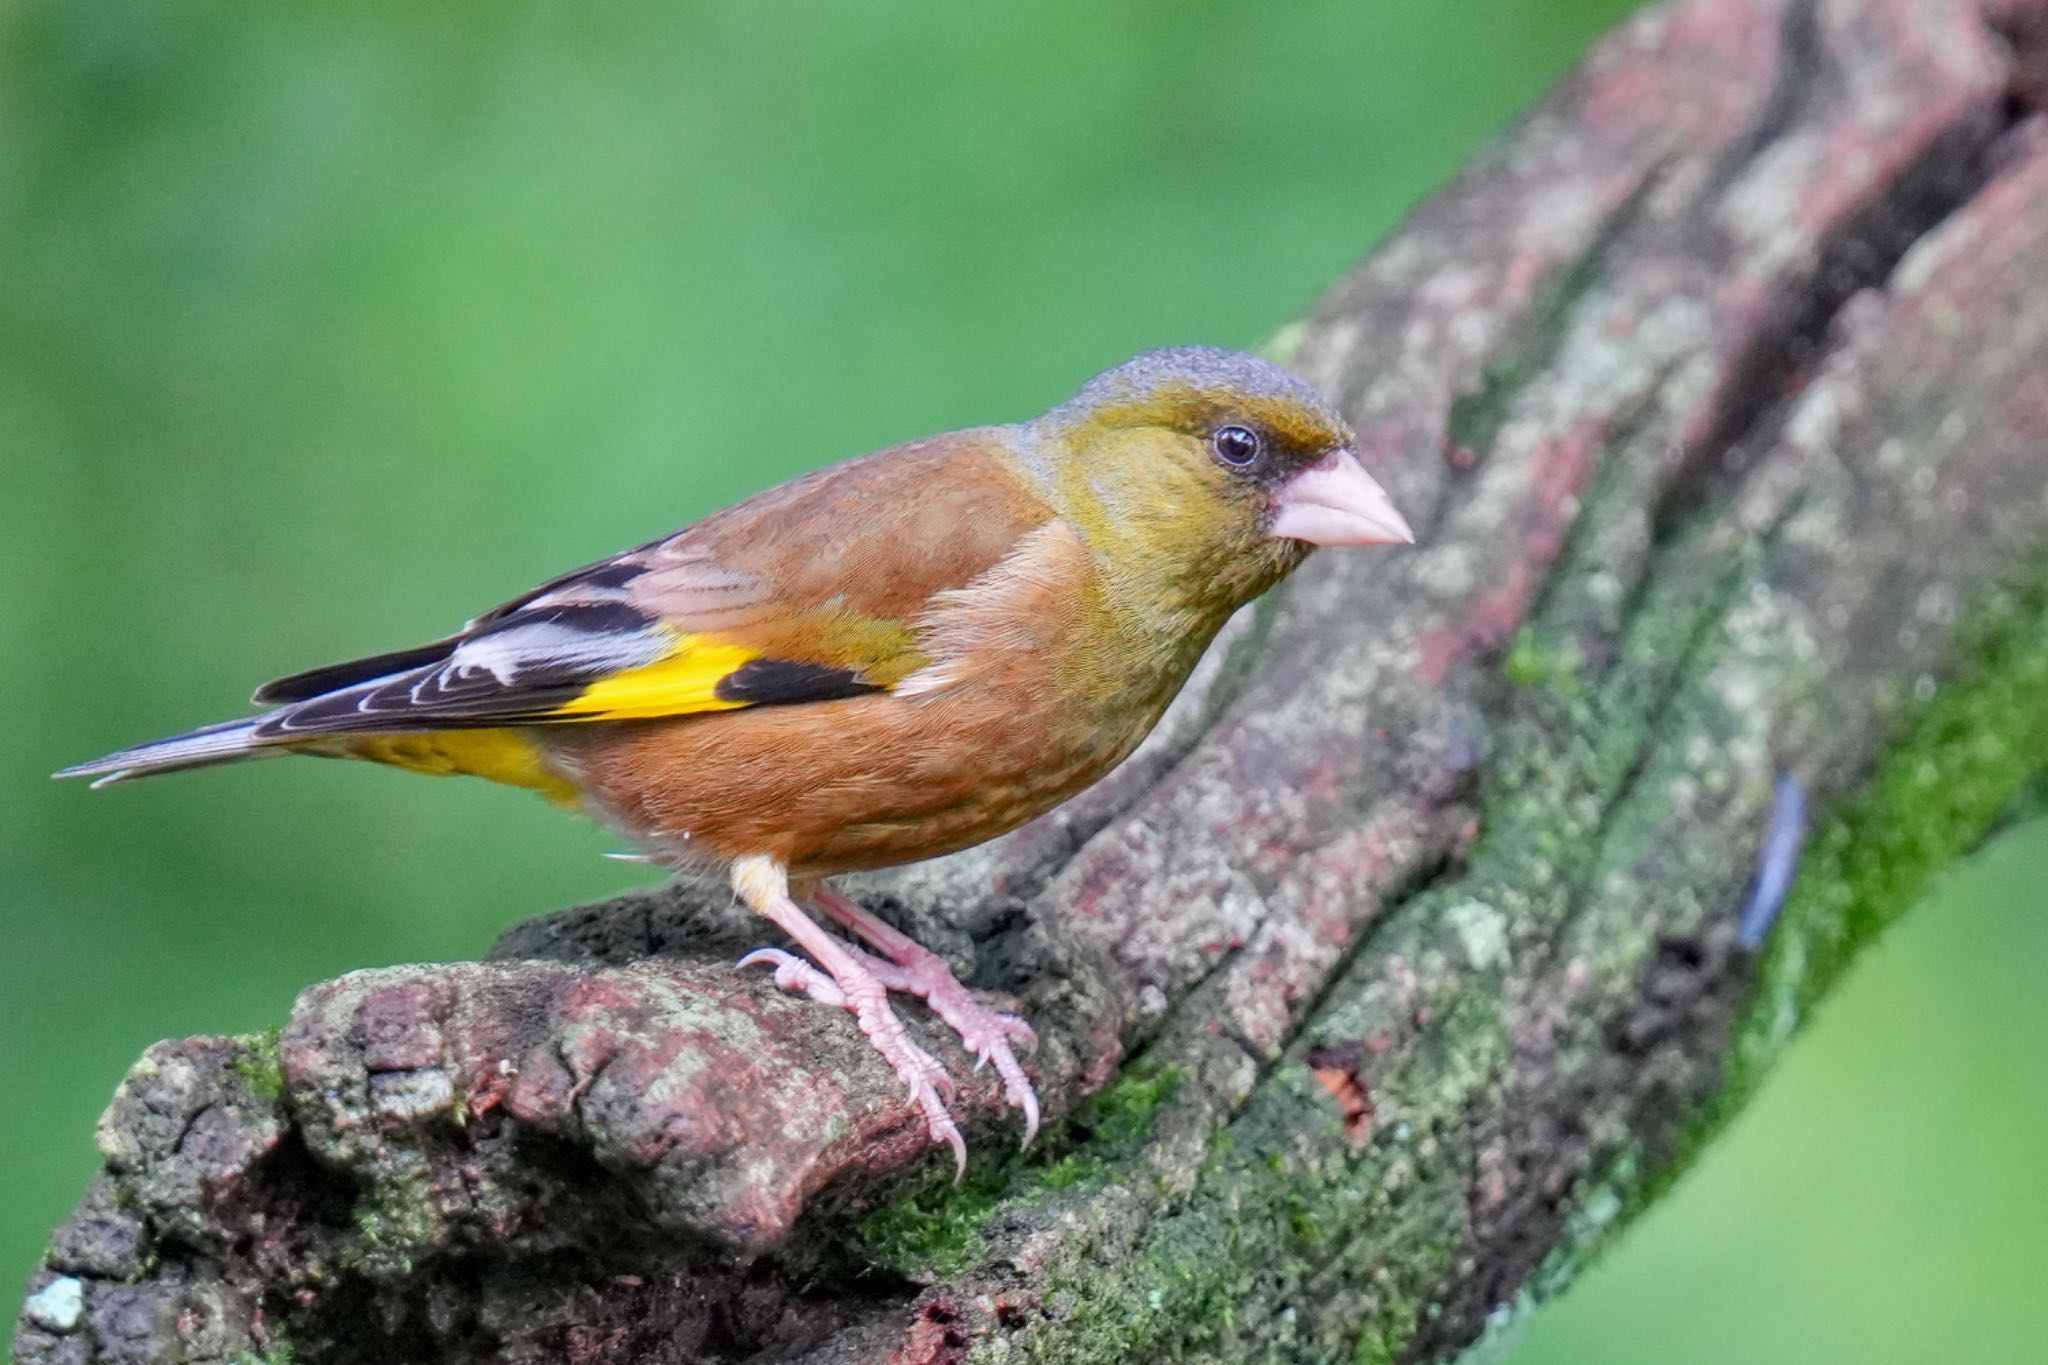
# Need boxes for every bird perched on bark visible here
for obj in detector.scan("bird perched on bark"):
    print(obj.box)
[58,346,1412,1172]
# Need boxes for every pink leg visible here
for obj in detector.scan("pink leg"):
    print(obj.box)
[729,857,966,1176]
[809,885,1040,1149]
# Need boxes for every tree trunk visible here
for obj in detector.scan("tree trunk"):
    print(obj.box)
[16,0,2048,1361]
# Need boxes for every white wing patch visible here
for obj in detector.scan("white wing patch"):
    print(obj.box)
[445,619,668,687]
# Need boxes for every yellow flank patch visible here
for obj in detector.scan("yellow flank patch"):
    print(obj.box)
[544,637,761,721]
[345,729,580,805]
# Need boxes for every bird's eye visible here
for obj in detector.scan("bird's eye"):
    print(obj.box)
[1211,425,1262,468]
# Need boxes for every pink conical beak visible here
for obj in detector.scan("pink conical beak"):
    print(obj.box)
[1269,449,1415,546]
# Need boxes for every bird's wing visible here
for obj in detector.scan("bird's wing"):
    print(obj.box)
[248,432,1058,739]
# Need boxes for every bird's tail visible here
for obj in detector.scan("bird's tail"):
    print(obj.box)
[53,715,284,788]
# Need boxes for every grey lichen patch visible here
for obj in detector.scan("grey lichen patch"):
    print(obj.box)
[1017,1102,1471,1365]
[367,1067,456,1127]
[20,1278,83,1335]
[1441,900,1511,972]
[1444,209,1628,461]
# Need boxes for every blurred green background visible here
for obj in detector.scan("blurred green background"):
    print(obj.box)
[2,1,2041,1359]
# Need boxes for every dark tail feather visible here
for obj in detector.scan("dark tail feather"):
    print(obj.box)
[53,715,282,788]
[252,636,463,703]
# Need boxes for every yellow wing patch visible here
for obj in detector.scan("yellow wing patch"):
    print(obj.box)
[542,636,761,721]
[326,635,766,801]
[330,633,873,800]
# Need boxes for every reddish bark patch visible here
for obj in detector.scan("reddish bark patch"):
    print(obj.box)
[1305,1041,1377,1145]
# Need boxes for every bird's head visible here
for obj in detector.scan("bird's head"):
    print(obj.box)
[1029,346,1413,606]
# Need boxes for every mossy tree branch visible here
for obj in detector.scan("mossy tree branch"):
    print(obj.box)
[16,0,2048,1361]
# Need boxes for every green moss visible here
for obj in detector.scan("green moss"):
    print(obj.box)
[125,1247,161,1286]
[342,1177,442,1278]
[230,1029,285,1105]
[229,1347,294,1365]
[1502,625,1585,696]
[842,1159,1011,1280]
[845,1064,1182,1278]
[1082,1062,1180,1146]
[1285,1190,1326,1247]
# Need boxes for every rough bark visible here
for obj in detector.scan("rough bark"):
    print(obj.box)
[16,0,2048,1361]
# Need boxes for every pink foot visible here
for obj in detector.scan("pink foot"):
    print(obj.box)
[739,946,963,1167]
[810,888,1042,1148]
[738,946,845,1005]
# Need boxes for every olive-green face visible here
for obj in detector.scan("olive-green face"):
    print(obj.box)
[1035,346,1409,601]
[1131,383,1355,505]
[1043,346,1356,518]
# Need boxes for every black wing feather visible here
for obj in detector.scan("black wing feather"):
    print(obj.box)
[254,602,662,737]
[467,540,666,626]
[253,637,465,704]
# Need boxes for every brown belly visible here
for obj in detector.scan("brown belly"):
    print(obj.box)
[540,679,1163,880]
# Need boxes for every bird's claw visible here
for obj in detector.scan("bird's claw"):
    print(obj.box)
[850,997,965,1176]
[738,947,846,1006]
[738,944,965,1175]
[872,956,1041,1149]
[903,1037,957,1100]
[900,1069,967,1178]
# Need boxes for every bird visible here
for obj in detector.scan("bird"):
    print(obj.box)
[57,346,1413,1173]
